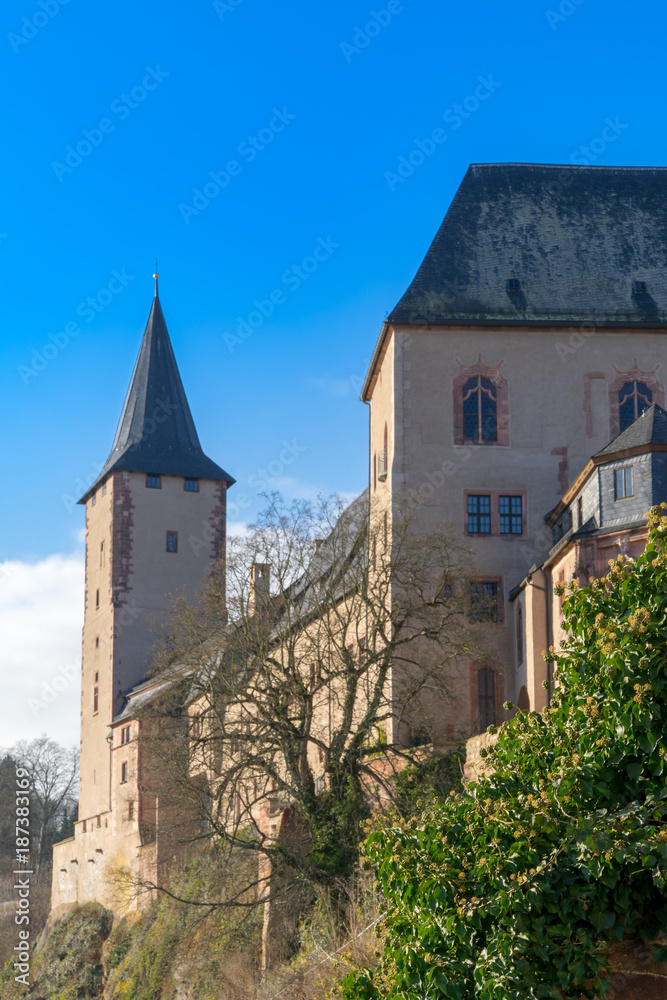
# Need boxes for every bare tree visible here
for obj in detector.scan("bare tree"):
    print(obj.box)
[134,492,485,924]
[10,736,78,877]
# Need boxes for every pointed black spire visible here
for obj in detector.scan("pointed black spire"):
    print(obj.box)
[80,289,234,502]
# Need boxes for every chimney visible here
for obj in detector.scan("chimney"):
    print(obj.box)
[248,563,271,616]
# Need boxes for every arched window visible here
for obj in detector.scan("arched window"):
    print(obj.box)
[619,381,652,432]
[462,376,497,442]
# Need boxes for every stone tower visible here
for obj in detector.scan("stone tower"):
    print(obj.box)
[76,281,234,821]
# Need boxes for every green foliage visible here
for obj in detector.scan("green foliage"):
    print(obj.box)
[343,508,667,999]
[390,749,465,819]
[0,903,112,999]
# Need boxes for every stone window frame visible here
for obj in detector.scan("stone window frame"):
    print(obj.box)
[468,576,505,625]
[464,490,526,537]
[609,363,663,439]
[453,356,509,447]
[469,662,504,733]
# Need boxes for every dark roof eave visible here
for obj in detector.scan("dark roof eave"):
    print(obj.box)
[386,315,667,329]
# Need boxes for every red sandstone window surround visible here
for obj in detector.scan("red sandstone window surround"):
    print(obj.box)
[453,356,509,447]
[465,491,525,536]
[609,364,663,438]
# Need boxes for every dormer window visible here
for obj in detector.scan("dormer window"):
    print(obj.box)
[633,280,647,294]
[146,474,161,489]
[615,467,633,500]
[184,478,199,492]
[506,278,521,292]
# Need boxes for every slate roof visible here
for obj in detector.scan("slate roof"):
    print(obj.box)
[595,403,667,457]
[81,294,234,502]
[389,163,667,326]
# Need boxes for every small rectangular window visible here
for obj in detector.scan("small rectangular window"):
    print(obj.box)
[100,541,105,569]
[470,581,500,622]
[184,478,199,492]
[166,531,178,553]
[467,495,491,534]
[128,801,134,821]
[93,687,99,714]
[102,485,107,496]
[91,494,96,506]
[95,637,99,649]
[614,467,633,500]
[95,589,100,609]
[120,762,128,784]
[577,496,583,529]
[499,495,523,534]
[146,474,161,489]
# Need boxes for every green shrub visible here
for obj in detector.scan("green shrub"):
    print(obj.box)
[343,507,667,999]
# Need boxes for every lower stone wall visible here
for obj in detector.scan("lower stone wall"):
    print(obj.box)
[51,816,147,916]
[602,939,667,999]
[463,731,498,783]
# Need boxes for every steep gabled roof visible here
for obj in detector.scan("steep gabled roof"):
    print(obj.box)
[81,293,234,502]
[595,403,667,457]
[388,163,667,326]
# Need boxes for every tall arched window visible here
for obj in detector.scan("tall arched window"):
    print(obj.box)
[619,381,652,432]
[462,376,497,442]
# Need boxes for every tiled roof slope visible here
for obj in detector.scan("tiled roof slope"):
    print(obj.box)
[389,163,667,326]
[595,403,667,457]
[80,294,233,502]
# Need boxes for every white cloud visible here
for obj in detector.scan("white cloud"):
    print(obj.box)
[0,555,84,748]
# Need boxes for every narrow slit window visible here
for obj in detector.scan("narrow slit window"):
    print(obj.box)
[166,531,178,553]
[120,762,128,784]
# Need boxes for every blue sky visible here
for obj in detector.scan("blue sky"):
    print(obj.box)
[1,0,667,741]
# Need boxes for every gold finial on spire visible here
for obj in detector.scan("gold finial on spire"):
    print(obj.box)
[153,260,159,297]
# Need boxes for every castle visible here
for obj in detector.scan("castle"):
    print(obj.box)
[52,162,667,917]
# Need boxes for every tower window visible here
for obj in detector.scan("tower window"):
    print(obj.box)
[184,478,199,492]
[100,541,105,569]
[91,494,96,506]
[166,531,178,553]
[95,589,100,609]
[102,485,107,496]
[467,495,491,534]
[615,467,634,500]
[499,496,523,535]
[128,801,134,821]
[120,762,128,784]
[121,725,131,745]
[619,382,652,432]
[462,376,497,442]
[93,687,99,714]
[95,637,99,649]
[146,474,161,489]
